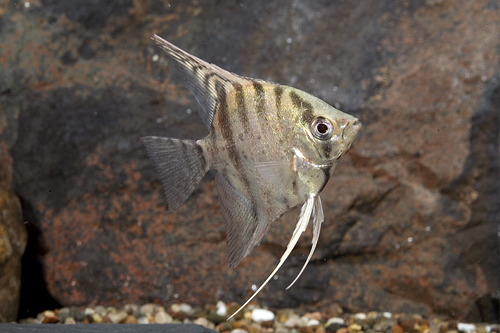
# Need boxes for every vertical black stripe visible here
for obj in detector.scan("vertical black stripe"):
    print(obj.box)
[216,81,233,142]
[194,142,206,171]
[233,82,250,127]
[318,168,331,194]
[290,90,314,123]
[292,176,299,199]
[215,80,254,205]
[274,86,284,119]
[253,81,267,124]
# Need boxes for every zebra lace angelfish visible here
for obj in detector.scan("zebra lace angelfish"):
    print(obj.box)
[142,35,361,319]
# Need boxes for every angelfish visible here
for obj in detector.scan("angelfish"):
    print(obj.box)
[142,35,361,319]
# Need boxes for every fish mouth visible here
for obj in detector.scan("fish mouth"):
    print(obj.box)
[343,118,362,140]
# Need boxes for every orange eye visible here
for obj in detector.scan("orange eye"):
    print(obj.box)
[310,117,333,140]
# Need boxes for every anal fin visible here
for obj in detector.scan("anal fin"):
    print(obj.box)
[215,172,260,268]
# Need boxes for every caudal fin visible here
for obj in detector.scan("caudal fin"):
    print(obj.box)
[141,136,207,212]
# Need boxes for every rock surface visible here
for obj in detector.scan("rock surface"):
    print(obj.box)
[0,187,27,322]
[0,0,499,322]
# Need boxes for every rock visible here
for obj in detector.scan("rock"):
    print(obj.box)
[0,188,27,322]
[304,312,323,321]
[170,304,181,314]
[326,317,346,333]
[64,317,76,324]
[216,300,227,316]
[194,317,215,329]
[57,307,70,322]
[233,318,251,329]
[457,323,476,333]
[284,313,302,328]
[107,309,128,323]
[41,315,60,324]
[251,309,275,323]
[399,316,417,333]
[69,306,86,322]
[137,316,150,324]
[90,313,103,323]
[392,324,405,333]
[308,319,321,327]
[140,303,159,315]
[231,329,249,333]
[124,314,137,324]
[373,318,397,332]
[179,303,194,315]
[1,0,499,322]
[124,304,139,315]
[84,307,95,315]
[95,305,107,316]
[154,310,173,324]
[347,323,362,333]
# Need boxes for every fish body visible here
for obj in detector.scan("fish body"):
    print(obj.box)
[142,35,361,318]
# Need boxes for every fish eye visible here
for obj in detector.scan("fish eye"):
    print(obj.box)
[310,117,334,140]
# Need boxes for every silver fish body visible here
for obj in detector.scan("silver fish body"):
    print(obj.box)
[142,35,361,318]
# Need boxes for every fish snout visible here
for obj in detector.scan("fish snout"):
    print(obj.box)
[341,118,362,140]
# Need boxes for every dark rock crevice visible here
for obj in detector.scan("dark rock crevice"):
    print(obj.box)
[441,75,500,323]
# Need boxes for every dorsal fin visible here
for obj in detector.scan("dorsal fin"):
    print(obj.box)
[152,35,243,129]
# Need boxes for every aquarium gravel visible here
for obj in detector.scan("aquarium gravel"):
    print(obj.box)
[14,301,500,333]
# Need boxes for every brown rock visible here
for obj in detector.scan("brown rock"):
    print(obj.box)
[392,324,404,333]
[399,316,417,333]
[0,188,27,322]
[124,314,137,324]
[41,315,60,324]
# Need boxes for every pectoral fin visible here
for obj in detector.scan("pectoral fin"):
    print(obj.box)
[254,160,292,192]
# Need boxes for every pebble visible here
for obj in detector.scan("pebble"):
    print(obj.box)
[347,323,362,333]
[95,305,107,316]
[216,300,227,316]
[458,323,476,333]
[154,310,173,324]
[124,304,139,316]
[354,313,367,320]
[91,313,102,323]
[107,309,128,323]
[251,308,275,322]
[139,303,158,315]
[308,319,321,327]
[179,303,193,314]
[194,317,215,329]
[57,307,71,322]
[231,329,249,333]
[327,317,346,326]
[12,302,498,333]
[124,314,137,324]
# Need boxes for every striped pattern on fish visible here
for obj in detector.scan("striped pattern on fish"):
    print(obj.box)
[142,35,361,319]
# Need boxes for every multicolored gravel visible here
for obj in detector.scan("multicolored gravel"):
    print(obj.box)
[15,302,500,333]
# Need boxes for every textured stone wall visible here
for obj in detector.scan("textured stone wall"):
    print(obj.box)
[0,0,499,322]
